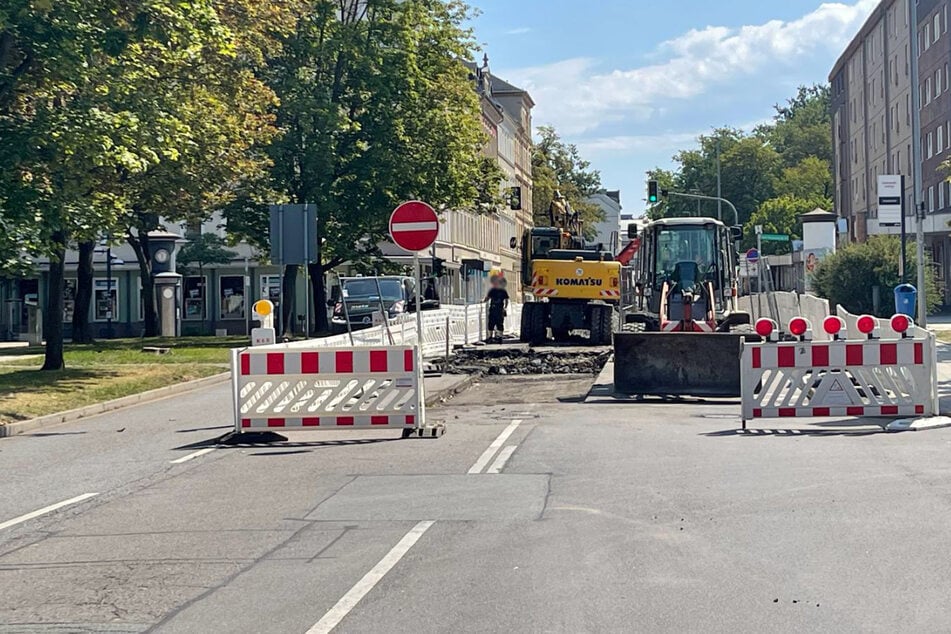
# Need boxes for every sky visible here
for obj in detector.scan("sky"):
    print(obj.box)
[469,0,879,216]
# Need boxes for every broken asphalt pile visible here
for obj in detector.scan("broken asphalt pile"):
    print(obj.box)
[443,346,611,376]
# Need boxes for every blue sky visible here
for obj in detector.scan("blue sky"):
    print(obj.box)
[469,0,878,216]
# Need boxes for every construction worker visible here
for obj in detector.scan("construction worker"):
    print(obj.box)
[484,275,509,343]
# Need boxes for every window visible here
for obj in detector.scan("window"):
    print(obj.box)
[928,131,934,158]
[260,275,282,321]
[882,115,886,143]
[94,279,118,322]
[926,23,931,50]
[63,278,77,323]
[938,68,943,94]
[936,13,942,42]
[905,43,910,75]
[908,144,912,174]
[183,276,206,320]
[907,93,911,124]
[219,276,246,320]
[926,77,932,104]
[941,182,946,209]
[939,125,945,153]
[946,63,949,91]
[929,186,935,212]
[896,149,901,172]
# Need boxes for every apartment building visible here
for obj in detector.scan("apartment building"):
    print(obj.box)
[830,0,951,302]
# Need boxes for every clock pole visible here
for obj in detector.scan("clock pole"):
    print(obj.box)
[106,238,113,339]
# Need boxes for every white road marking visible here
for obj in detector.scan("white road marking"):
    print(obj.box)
[486,445,517,474]
[467,419,522,474]
[306,520,435,634]
[170,447,217,464]
[0,493,99,531]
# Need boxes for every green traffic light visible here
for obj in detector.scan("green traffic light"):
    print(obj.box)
[649,195,658,203]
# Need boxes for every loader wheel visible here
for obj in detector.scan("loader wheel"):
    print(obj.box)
[529,303,548,345]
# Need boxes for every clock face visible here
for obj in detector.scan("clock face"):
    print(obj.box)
[154,249,169,264]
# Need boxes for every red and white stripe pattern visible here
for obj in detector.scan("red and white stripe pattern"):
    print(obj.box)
[661,320,715,332]
[750,340,924,370]
[599,289,621,299]
[534,288,559,297]
[234,346,421,433]
[741,333,937,423]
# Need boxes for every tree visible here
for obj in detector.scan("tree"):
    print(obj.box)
[767,84,832,167]
[742,196,826,255]
[177,233,238,331]
[250,0,490,334]
[532,125,603,236]
[774,156,833,201]
[812,236,940,317]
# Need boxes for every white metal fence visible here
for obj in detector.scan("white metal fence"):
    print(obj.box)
[270,302,523,359]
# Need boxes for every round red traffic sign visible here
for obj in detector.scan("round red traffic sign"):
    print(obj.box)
[389,201,439,252]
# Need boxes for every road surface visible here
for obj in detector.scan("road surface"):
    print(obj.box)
[2,373,951,632]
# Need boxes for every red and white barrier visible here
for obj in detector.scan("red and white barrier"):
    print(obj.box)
[741,315,939,427]
[230,345,423,433]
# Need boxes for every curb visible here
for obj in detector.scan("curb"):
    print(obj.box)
[0,371,230,439]
[424,374,479,407]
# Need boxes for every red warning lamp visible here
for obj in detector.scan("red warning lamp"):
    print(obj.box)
[754,318,776,338]
[856,314,877,335]
[823,316,845,337]
[788,317,811,337]
[890,313,912,334]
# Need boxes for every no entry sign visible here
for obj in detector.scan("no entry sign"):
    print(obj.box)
[389,201,439,252]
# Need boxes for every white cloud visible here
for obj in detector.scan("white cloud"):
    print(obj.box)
[504,27,532,36]
[497,0,877,135]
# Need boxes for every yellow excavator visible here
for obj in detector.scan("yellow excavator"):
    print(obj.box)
[520,192,621,345]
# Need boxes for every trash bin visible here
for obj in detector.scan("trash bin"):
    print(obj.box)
[894,283,917,317]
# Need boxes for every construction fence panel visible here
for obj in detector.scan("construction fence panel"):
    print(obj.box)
[232,345,423,432]
[740,332,938,425]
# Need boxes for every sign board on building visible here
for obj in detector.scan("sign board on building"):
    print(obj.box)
[877,175,904,226]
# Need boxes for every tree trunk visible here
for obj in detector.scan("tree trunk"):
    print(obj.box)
[128,231,159,336]
[308,261,328,334]
[42,231,67,371]
[281,264,298,336]
[72,241,95,343]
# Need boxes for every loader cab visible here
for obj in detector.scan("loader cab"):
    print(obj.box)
[635,218,738,315]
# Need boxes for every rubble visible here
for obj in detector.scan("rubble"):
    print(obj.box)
[442,345,611,376]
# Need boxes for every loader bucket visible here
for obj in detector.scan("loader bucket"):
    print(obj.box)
[613,332,749,398]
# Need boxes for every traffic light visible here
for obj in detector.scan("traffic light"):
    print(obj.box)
[433,257,445,277]
[510,186,522,210]
[648,180,659,203]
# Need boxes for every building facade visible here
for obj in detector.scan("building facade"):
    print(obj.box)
[830,0,951,302]
[585,190,623,255]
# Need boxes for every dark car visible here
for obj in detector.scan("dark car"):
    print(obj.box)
[330,276,440,334]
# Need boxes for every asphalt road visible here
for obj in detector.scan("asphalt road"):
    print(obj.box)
[3,373,951,633]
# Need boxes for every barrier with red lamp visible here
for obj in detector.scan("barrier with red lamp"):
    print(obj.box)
[740,314,938,428]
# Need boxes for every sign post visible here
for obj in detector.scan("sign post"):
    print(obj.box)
[389,201,439,356]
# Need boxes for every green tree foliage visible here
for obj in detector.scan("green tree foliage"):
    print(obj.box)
[252,0,490,333]
[646,84,832,235]
[531,125,603,236]
[177,233,239,276]
[644,168,676,220]
[811,236,940,317]
[742,196,826,255]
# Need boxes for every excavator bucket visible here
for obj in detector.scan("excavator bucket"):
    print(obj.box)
[613,332,751,398]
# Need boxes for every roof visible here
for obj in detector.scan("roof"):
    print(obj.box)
[650,217,725,227]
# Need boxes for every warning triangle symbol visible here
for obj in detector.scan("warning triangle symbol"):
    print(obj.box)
[829,378,845,392]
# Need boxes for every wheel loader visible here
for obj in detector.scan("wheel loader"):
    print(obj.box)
[614,216,752,397]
